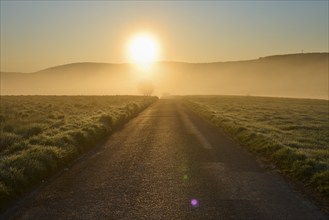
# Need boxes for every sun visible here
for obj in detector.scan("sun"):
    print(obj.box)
[127,33,159,64]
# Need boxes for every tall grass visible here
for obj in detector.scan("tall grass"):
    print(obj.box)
[0,96,157,209]
[184,95,329,198]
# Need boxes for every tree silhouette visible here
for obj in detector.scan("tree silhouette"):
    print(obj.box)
[138,80,154,96]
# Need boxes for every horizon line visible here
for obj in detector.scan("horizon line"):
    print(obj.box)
[1,51,328,73]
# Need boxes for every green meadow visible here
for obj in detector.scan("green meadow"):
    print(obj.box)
[0,96,157,208]
[184,95,329,198]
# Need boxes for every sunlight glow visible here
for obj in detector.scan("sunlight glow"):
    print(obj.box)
[127,33,159,64]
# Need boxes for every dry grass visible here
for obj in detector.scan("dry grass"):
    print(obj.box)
[184,95,329,198]
[0,95,157,209]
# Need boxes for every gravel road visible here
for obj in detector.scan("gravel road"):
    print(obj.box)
[2,99,327,219]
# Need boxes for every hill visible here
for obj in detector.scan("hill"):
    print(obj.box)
[1,53,328,99]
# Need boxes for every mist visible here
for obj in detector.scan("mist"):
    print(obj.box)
[1,53,328,99]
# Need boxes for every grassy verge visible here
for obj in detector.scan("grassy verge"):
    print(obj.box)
[184,95,329,198]
[0,96,158,209]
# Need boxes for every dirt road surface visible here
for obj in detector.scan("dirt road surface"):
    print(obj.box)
[1,99,327,219]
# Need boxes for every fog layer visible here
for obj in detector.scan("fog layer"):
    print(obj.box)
[1,53,328,99]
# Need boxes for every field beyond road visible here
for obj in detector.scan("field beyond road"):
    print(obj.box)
[1,98,327,219]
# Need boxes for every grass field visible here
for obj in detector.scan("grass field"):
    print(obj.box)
[184,95,329,198]
[0,95,157,208]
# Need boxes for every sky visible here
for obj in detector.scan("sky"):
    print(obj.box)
[1,1,328,72]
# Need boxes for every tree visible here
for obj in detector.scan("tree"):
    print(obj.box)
[138,80,154,96]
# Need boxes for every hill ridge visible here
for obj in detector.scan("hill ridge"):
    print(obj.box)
[2,52,327,74]
[1,52,328,99]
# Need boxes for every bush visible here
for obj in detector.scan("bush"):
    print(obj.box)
[99,114,113,127]
[311,170,329,197]
[0,115,5,123]
[3,124,14,132]
[0,133,21,149]
[271,148,306,168]
[291,160,314,180]
[17,124,44,138]
[0,182,10,205]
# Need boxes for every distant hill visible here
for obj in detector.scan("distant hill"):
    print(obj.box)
[1,53,328,99]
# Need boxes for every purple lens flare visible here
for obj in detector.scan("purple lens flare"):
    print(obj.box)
[191,199,199,207]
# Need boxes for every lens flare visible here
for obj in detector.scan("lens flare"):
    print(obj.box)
[191,199,199,207]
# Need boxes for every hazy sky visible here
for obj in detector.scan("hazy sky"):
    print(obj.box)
[1,1,328,72]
